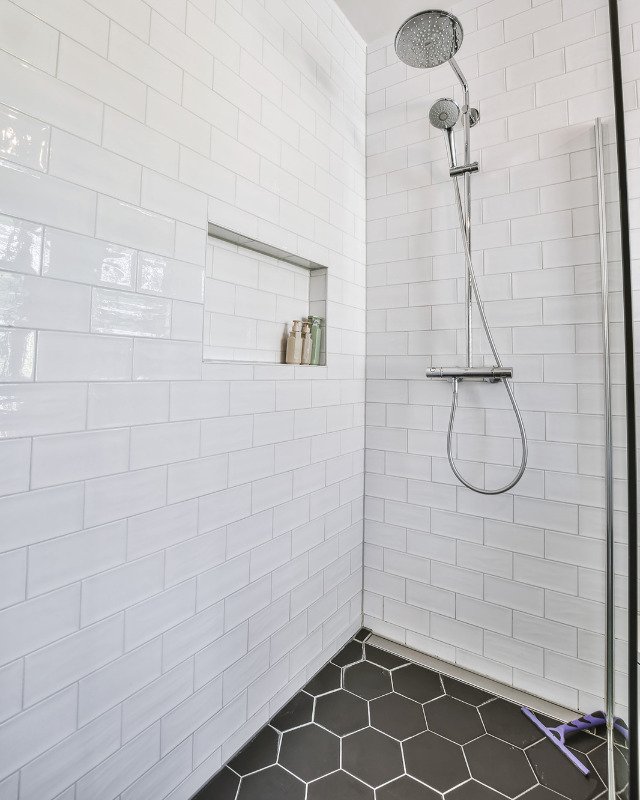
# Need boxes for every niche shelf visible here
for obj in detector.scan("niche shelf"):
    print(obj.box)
[204,223,327,366]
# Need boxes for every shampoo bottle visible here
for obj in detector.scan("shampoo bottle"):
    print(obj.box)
[285,320,302,364]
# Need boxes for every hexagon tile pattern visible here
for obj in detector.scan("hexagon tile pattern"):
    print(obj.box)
[194,629,622,800]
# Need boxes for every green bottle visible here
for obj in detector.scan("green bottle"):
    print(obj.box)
[309,316,323,365]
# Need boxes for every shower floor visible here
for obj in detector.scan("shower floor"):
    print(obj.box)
[194,630,627,800]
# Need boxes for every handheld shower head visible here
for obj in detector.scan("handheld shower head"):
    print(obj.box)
[429,98,459,168]
[429,97,460,130]
[395,10,463,69]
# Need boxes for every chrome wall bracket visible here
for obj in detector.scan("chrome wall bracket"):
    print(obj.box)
[450,162,479,178]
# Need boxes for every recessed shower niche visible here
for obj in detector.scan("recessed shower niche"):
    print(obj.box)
[204,224,327,365]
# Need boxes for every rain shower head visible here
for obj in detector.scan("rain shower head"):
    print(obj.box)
[429,98,460,130]
[395,10,463,69]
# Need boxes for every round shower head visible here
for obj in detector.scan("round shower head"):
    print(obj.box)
[395,10,464,69]
[429,97,460,130]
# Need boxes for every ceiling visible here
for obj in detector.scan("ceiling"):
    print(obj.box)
[335,1,455,44]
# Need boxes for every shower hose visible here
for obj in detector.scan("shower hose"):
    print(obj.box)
[445,172,528,495]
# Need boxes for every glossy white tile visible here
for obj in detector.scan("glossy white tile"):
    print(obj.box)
[19,707,121,800]
[87,381,170,429]
[130,421,200,470]
[31,429,130,489]
[36,331,133,381]
[91,287,171,338]
[108,21,182,103]
[0,383,87,439]
[0,0,59,73]
[84,466,167,527]
[0,161,96,236]
[102,107,179,179]
[43,227,136,288]
[0,214,42,275]
[0,105,49,171]
[0,49,103,143]
[0,438,30,497]
[138,253,204,302]
[58,36,145,119]
[0,549,27,611]
[28,520,127,597]
[0,584,80,665]
[0,685,77,781]
[96,196,174,257]
[80,555,164,626]
[132,339,202,380]
[0,328,35,381]
[0,272,90,331]
[49,129,141,203]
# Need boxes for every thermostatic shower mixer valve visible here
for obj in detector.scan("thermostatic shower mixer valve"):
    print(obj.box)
[395,10,529,495]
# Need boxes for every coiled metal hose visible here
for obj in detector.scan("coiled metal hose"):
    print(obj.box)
[446,173,528,495]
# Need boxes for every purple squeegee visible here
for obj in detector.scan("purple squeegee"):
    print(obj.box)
[521,707,629,776]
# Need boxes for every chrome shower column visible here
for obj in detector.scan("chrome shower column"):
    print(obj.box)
[395,9,527,495]
[449,57,473,368]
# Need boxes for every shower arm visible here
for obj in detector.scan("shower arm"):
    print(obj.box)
[447,58,474,167]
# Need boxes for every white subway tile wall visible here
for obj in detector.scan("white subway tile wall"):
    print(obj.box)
[204,239,326,364]
[364,0,640,718]
[0,1,365,798]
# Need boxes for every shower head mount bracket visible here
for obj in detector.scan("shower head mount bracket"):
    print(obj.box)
[450,161,479,178]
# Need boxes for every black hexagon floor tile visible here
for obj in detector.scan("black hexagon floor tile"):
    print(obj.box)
[236,765,305,800]
[342,727,404,788]
[332,640,364,667]
[377,775,441,800]
[195,632,619,800]
[344,660,392,700]
[307,770,373,799]
[466,734,537,797]
[392,663,443,703]
[480,699,554,748]
[569,731,609,755]
[278,723,340,782]
[228,726,279,775]
[195,766,240,799]
[370,692,426,741]
[364,644,408,669]
[588,742,629,796]
[527,739,606,800]
[424,694,484,745]
[315,689,369,736]
[403,730,469,793]
[271,691,314,732]
[445,779,508,799]
[305,663,341,696]
[520,786,572,799]
[442,675,494,706]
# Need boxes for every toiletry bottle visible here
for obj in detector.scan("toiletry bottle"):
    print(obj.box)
[309,316,323,365]
[286,320,302,364]
[301,322,312,365]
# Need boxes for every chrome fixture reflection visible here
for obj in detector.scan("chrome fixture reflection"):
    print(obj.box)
[395,10,528,495]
